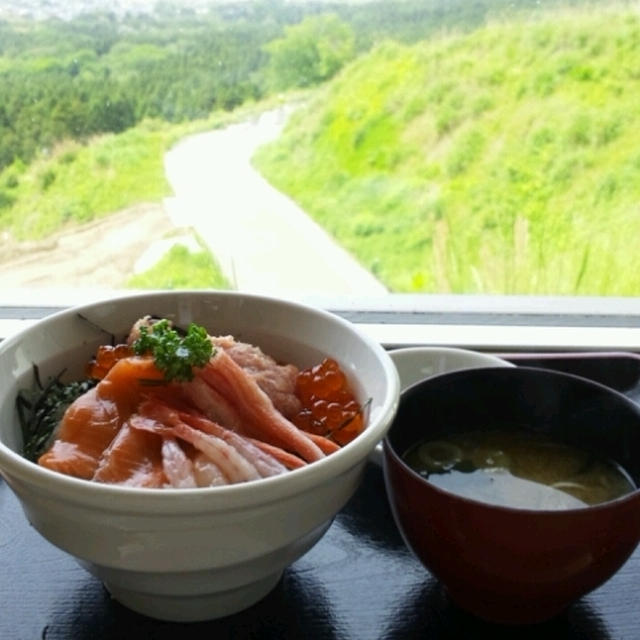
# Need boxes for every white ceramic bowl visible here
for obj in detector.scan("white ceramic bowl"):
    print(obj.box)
[389,346,515,392]
[0,291,399,622]
[368,347,513,466]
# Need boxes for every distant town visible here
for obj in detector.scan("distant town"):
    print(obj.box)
[0,0,352,21]
[0,0,237,21]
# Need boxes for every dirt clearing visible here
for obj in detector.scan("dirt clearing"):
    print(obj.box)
[0,203,179,288]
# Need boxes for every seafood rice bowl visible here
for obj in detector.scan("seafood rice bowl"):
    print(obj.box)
[0,290,400,622]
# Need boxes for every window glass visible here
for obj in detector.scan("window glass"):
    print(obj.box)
[0,0,637,305]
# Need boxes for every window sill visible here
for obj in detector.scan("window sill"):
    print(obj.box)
[1,290,639,352]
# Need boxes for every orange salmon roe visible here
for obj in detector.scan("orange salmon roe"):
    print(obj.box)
[86,344,133,380]
[292,358,364,446]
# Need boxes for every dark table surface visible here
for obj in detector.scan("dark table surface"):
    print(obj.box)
[2,353,640,640]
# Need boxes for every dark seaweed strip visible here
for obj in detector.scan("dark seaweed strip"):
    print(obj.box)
[17,365,97,462]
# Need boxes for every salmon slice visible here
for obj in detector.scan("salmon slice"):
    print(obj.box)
[197,349,325,463]
[95,355,167,413]
[38,356,168,479]
[38,387,121,479]
[92,421,166,487]
[38,346,324,485]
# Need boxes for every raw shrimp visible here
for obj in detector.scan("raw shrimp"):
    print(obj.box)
[130,410,260,484]
[139,400,287,478]
[196,349,324,463]
[161,438,197,488]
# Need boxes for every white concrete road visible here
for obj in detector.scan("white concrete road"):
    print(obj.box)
[163,107,387,297]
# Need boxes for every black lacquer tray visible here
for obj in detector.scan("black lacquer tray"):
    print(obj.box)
[1,353,640,640]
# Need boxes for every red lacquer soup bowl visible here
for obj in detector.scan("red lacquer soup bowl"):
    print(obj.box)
[383,366,640,624]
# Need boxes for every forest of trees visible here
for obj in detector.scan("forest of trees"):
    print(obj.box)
[0,0,576,173]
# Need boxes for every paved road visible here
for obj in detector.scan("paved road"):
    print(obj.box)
[163,107,387,296]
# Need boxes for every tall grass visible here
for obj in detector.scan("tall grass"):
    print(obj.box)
[1,122,172,241]
[254,6,640,295]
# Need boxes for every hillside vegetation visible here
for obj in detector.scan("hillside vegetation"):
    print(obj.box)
[1,0,542,174]
[254,6,640,295]
[1,122,171,241]
[0,106,262,241]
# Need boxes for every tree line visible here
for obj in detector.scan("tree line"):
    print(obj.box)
[0,0,585,174]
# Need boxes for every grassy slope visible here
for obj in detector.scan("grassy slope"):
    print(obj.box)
[0,102,275,241]
[127,240,230,290]
[0,99,287,289]
[1,121,172,240]
[254,7,640,295]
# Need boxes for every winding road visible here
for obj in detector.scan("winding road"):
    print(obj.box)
[0,107,387,296]
[163,107,387,296]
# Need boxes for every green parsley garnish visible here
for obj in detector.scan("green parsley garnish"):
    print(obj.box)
[132,319,214,382]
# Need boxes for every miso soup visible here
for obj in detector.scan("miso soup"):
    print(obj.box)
[403,429,635,510]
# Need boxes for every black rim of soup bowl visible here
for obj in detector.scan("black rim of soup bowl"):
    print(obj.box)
[383,365,640,512]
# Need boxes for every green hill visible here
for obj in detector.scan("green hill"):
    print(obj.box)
[254,6,640,295]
